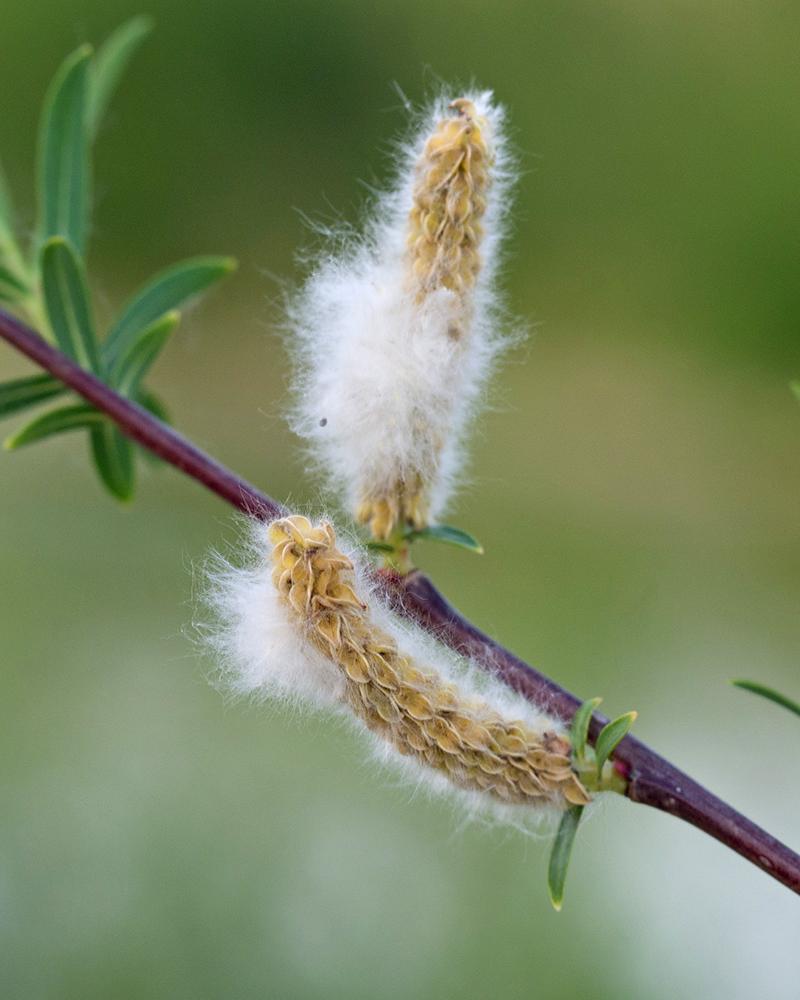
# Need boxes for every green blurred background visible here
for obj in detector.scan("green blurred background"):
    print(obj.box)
[2,1,800,996]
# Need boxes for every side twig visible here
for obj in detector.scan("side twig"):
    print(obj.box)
[2,304,798,895]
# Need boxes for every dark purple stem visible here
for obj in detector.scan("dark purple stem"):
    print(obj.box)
[2,304,798,896]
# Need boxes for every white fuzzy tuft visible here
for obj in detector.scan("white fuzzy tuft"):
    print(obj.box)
[287,90,518,526]
[202,520,346,708]
[201,516,582,835]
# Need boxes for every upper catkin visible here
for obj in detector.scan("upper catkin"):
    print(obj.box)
[289,92,515,541]
[207,515,590,811]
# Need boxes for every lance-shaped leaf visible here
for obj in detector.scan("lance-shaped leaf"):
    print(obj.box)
[0,265,31,305]
[571,697,603,761]
[0,159,14,247]
[137,388,171,425]
[103,256,236,368]
[0,374,67,418]
[40,237,101,373]
[4,402,107,449]
[88,17,153,137]
[114,310,180,395]
[90,424,135,501]
[547,805,584,911]
[405,523,484,554]
[595,712,637,779]
[732,680,800,721]
[366,541,396,553]
[36,45,92,257]
[0,161,32,292]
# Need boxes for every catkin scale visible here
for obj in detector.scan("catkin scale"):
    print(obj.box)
[269,515,590,808]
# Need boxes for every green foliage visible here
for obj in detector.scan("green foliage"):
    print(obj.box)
[0,160,33,296]
[116,311,180,397]
[594,712,637,778]
[404,523,484,554]
[0,20,235,501]
[136,388,171,425]
[5,402,108,449]
[87,16,153,137]
[104,256,236,371]
[40,237,101,372]
[731,679,800,720]
[545,697,636,909]
[571,696,602,760]
[36,45,93,258]
[0,374,65,417]
[365,540,396,554]
[90,425,135,501]
[547,806,585,911]
[0,160,14,245]
[0,263,30,304]
[370,522,484,570]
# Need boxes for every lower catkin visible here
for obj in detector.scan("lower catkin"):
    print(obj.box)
[270,515,590,808]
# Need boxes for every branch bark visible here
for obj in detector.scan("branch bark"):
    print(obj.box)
[2,304,798,895]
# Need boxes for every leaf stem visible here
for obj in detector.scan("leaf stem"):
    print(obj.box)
[1,303,799,896]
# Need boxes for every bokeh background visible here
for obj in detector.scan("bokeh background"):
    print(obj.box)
[2,1,800,997]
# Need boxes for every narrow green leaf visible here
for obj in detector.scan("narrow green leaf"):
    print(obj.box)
[0,374,67,418]
[0,159,32,285]
[595,712,637,778]
[36,45,92,257]
[731,680,800,720]
[88,17,153,137]
[366,541,396,553]
[103,256,236,368]
[0,268,31,304]
[547,805,584,911]
[90,424,135,501]
[0,158,14,244]
[136,388,171,425]
[0,264,30,296]
[406,523,484,554]
[40,237,101,373]
[571,697,602,761]
[114,310,180,394]
[4,403,106,449]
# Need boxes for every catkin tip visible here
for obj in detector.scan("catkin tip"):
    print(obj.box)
[406,95,494,303]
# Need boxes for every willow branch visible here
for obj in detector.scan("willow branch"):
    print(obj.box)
[2,304,798,896]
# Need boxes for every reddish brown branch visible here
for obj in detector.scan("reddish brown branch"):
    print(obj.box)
[2,304,799,895]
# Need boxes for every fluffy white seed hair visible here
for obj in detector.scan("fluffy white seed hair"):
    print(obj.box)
[287,90,518,534]
[202,516,586,833]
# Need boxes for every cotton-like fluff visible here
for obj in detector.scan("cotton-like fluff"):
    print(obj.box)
[289,92,517,541]
[206,514,590,817]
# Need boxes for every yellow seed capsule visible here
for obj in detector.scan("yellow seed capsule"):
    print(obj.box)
[269,516,591,809]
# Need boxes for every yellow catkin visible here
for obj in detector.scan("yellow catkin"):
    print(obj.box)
[406,97,493,301]
[357,99,494,542]
[269,515,591,808]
